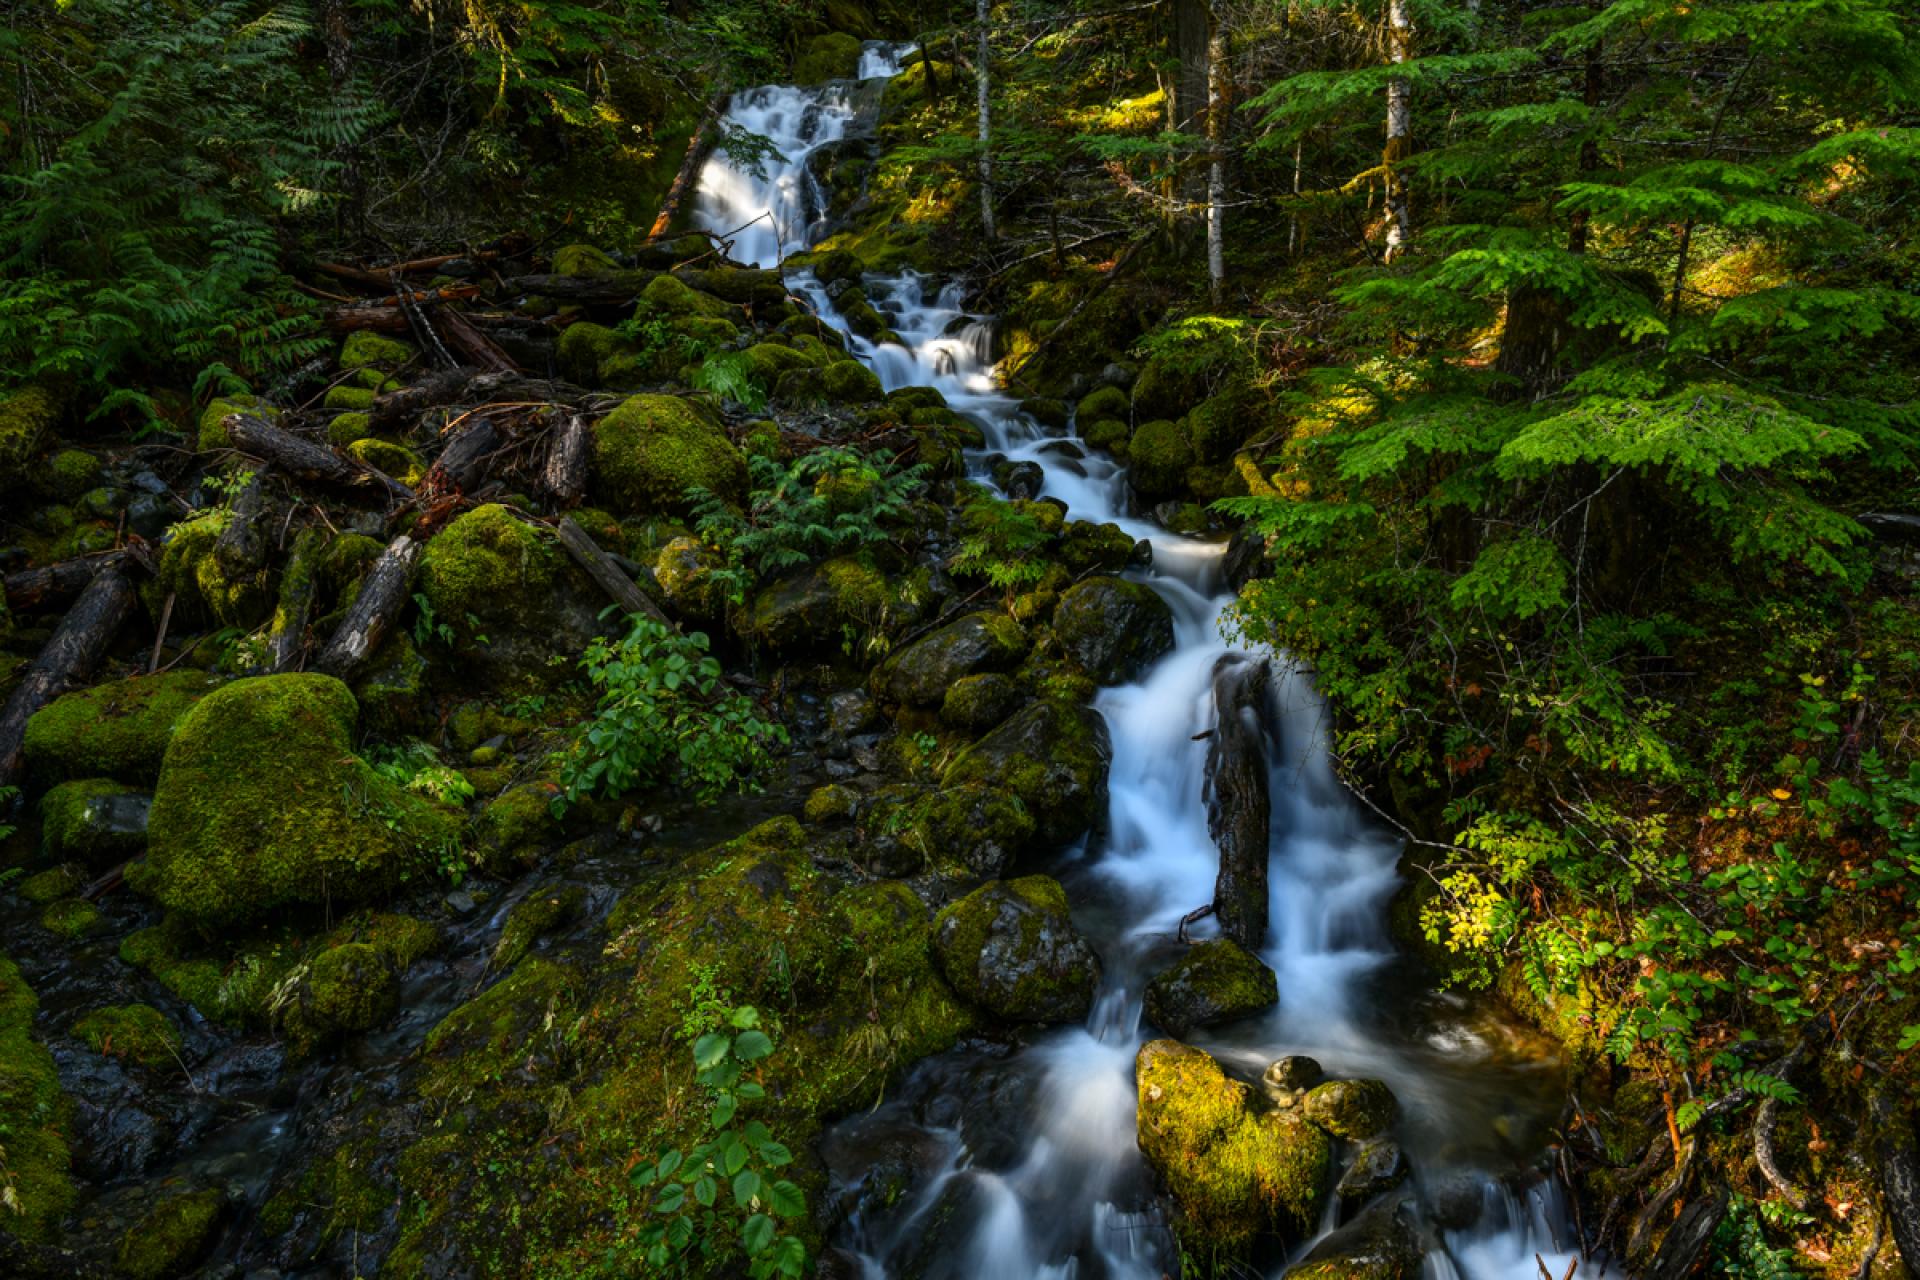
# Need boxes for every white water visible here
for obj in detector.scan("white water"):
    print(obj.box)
[693,47,1610,1280]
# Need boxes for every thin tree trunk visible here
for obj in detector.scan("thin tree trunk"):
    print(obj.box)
[1205,9,1229,308]
[1383,0,1413,262]
[976,0,996,239]
[1288,138,1304,255]
[648,94,726,240]
[1568,36,1602,254]
[1174,0,1211,208]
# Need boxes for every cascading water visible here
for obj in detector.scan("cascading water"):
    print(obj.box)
[694,45,1613,1280]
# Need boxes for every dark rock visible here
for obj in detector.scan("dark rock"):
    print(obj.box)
[941,700,1111,850]
[1303,1078,1398,1140]
[1286,1192,1421,1279]
[994,459,1045,500]
[878,612,1027,708]
[1143,938,1278,1038]
[1207,654,1276,948]
[1052,576,1174,685]
[932,876,1100,1023]
[940,672,1021,732]
[1336,1139,1409,1204]
[1222,523,1272,591]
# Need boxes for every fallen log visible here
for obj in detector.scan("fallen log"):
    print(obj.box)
[1206,654,1274,949]
[323,285,482,332]
[648,94,727,239]
[226,414,413,502]
[316,250,501,289]
[1873,1090,1920,1274]
[314,535,420,678]
[0,564,139,789]
[439,307,520,374]
[505,272,655,305]
[367,369,505,433]
[269,528,327,673]
[422,418,501,499]
[4,554,120,614]
[542,413,591,508]
[212,473,269,576]
[555,517,670,628]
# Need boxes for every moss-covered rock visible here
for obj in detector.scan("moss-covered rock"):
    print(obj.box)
[352,631,429,738]
[592,393,746,516]
[557,320,624,385]
[114,1187,224,1280]
[1186,377,1271,462]
[1053,576,1175,685]
[1129,419,1195,498]
[553,244,620,277]
[749,553,891,655]
[940,672,1022,731]
[345,436,425,486]
[641,272,739,322]
[804,782,860,824]
[1058,520,1139,576]
[23,671,221,784]
[40,897,103,938]
[324,383,378,412]
[1083,416,1131,458]
[195,393,275,452]
[652,535,729,623]
[17,863,84,904]
[340,330,416,372]
[942,699,1110,850]
[73,1004,181,1069]
[932,876,1100,1023]
[1286,1194,1421,1280]
[794,31,863,81]
[0,385,58,482]
[1302,1078,1397,1141]
[865,780,1038,880]
[1075,385,1130,425]
[327,411,374,447]
[1131,352,1219,420]
[136,674,460,926]
[40,777,150,865]
[475,782,562,872]
[34,449,99,503]
[877,612,1027,708]
[775,358,886,405]
[154,510,273,628]
[1143,939,1279,1038]
[491,883,586,972]
[276,942,401,1057]
[1135,1038,1330,1258]
[0,953,75,1244]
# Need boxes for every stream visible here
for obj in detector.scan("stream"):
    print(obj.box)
[693,45,1614,1280]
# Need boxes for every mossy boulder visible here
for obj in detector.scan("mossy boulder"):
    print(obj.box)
[1186,377,1270,462]
[0,953,75,1243]
[1286,1194,1421,1280]
[324,383,378,412]
[675,267,788,307]
[557,320,625,385]
[1083,417,1130,458]
[1075,385,1131,425]
[795,31,863,82]
[553,244,620,277]
[18,864,84,904]
[1144,939,1279,1038]
[39,777,150,865]
[652,535,729,624]
[195,393,276,452]
[40,897,103,938]
[339,330,416,372]
[592,393,746,516]
[154,510,274,628]
[34,449,99,503]
[1303,1077,1398,1141]
[640,272,739,322]
[1136,1038,1330,1256]
[775,358,885,405]
[866,780,1038,880]
[491,883,586,972]
[73,1004,181,1069]
[749,553,892,655]
[942,699,1111,850]
[941,672,1022,731]
[346,436,425,486]
[23,670,222,784]
[1058,520,1139,576]
[0,385,59,483]
[932,876,1100,1023]
[114,1187,225,1280]
[1053,576,1175,685]
[136,674,460,927]
[1131,352,1219,420]
[352,632,429,738]
[1128,419,1195,498]
[877,612,1027,708]
[475,782,562,872]
[277,942,401,1057]
[328,412,374,447]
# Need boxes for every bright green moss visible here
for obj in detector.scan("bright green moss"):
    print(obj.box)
[490,883,585,972]
[1143,939,1279,1038]
[114,1188,224,1280]
[324,383,378,411]
[352,631,428,739]
[279,942,400,1057]
[475,782,561,873]
[591,393,746,516]
[23,670,221,784]
[553,244,619,277]
[17,863,85,904]
[1129,418,1196,497]
[345,436,425,486]
[1075,385,1130,424]
[339,331,416,371]
[774,358,884,405]
[0,953,75,1244]
[257,1141,389,1246]
[34,449,99,502]
[940,672,1022,731]
[418,504,559,644]
[40,897,103,939]
[154,510,273,628]
[196,393,274,452]
[739,342,817,388]
[794,31,862,81]
[1084,416,1130,457]
[138,673,460,927]
[557,320,626,385]
[0,385,58,480]
[804,782,859,823]
[941,698,1110,849]
[640,272,738,321]
[73,1003,181,1069]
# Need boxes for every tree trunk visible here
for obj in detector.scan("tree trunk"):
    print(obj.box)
[976,0,996,240]
[555,517,672,628]
[1174,0,1211,209]
[542,413,592,509]
[226,414,414,502]
[0,564,139,789]
[1383,0,1413,262]
[314,536,420,677]
[1204,8,1229,308]
[1873,1090,1920,1275]
[648,94,726,240]
[1568,33,1603,254]
[1207,654,1274,949]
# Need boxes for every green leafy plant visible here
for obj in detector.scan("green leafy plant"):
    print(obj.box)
[690,351,768,412]
[627,1006,808,1278]
[368,741,477,808]
[950,491,1052,606]
[555,616,786,812]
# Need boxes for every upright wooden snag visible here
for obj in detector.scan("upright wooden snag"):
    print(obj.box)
[1383,0,1413,261]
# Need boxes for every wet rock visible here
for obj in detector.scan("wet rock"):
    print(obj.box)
[941,699,1111,850]
[1136,1039,1330,1256]
[932,876,1100,1023]
[1261,1055,1324,1108]
[276,942,400,1056]
[751,554,893,655]
[863,780,1035,880]
[491,883,587,972]
[829,689,881,738]
[653,535,730,624]
[22,669,221,785]
[1142,938,1278,1038]
[994,458,1045,500]
[1057,520,1136,576]
[1303,1078,1398,1141]
[114,1187,225,1280]
[1052,576,1174,685]
[72,1004,181,1070]
[877,612,1027,708]
[940,672,1021,732]
[1336,1139,1409,1204]
[1222,522,1272,591]
[1284,1192,1421,1279]
[1208,654,1275,948]
[1127,420,1194,498]
[39,778,149,866]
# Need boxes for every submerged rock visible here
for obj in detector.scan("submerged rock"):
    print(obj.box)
[1303,1077,1399,1141]
[941,699,1111,850]
[1143,938,1279,1038]
[1052,576,1173,685]
[932,876,1100,1023]
[1136,1038,1330,1257]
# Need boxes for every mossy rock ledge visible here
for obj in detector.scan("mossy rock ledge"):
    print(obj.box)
[131,674,460,927]
[940,699,1111,852]
[1143,938,1279,1039]
[1052,575,1175,686]
[876,611,1028,708]
[931,876,1101,1023]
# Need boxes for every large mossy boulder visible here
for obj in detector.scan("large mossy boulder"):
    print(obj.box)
[23,670,222,784]
[592,393,746,516]
[795,31,863,81]
[932,876,1100,1023]
[941,699,1111,850]
[749,553,894,655]
[114,1187,225,1280]
[136,674,460,927]
[1128,419,1195,498]
[1136,1038,1330,1257]
[877,611,1027,708]
[1131,352,1218,421]
[0,953,75,1245]
[1053,576,1175,685]
[1143,939,1279,1038]
[1303,1077,1398,1141]
[1186,377,1270,462]
[0,385,59,482]
[774,358,885,406]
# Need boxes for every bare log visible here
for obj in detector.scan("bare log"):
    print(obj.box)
[212,473,269,576]
[0,565,139,789]
[439,308,520,374]
[4,554,121,614]
[542,413,591,508]
[649,94,727,239]
[506,273,656,305]
[226,414,413,502]
[555,517,670,628]
[367,369,500,433]
[322,284,482,331]
[1206,654,1274,949]
[1645,1183,1727,1280]
[423,418,501,498]
[314,536,420,678]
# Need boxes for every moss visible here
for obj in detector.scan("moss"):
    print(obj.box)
[139,673,460,927]
[1302,1078,1397,1140]
[1075,385,1130,424]
[1135,1039,1329,1258]
[557,320,625,385]
[114,1188,224,1280]
[73,1004,181,1069]
[40,777,148,864]
[154,510,273,628]
[345,436,425,486]
[319,531,385,596]
[592,393,746,516]
[476,782,561,872]
[352,631,429,738]
[1143,939,1279,1038]
[0,384,58,479]
[749,553,891,653]
[339,331,416,372]
[653,535,729,622]
[1186,377,1269,462]
[17,863,85,904]
[0,952,75,1244]
[326,412,373,446]
[418,504,563,649]
[640,272,738,322]
[40,897,104,938]
[794,31,862,81]
[931,875,1099,1021]
[804,783,859,823]
[278,942,400,1056]
[876,611,1029,708]
[491,883,586,971]
[1059,520,1137,575]
[774,358,885,405]
[1129,418,1196,497]
[553,244,620,277]
[739,342,819,388]
[1132,351,1221,420]
[258,1141,390,1247]
[34,449,99,503]
[324,383,378,412]
[941,698,1110,849]
[196,393,275,452]
[941,672,1021,731]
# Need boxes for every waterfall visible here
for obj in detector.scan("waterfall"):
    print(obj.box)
[692,47,1612,1280]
